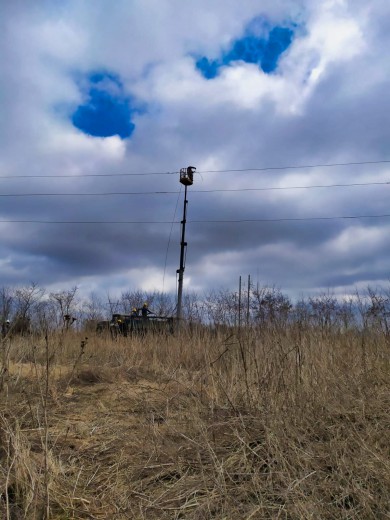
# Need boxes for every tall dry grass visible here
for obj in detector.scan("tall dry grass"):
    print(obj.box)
[0,324,389,519]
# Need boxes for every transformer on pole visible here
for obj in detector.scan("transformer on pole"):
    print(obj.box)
[176,166,196,322]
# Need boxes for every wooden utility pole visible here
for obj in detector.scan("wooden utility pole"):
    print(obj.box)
[247,274,251,326]
[238,275,242,329]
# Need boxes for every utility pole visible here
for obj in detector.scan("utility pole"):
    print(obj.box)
[238,275,242,329]
[176,166,196,322]
[247,274,251,327]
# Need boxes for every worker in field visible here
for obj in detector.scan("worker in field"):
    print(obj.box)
[63,314,77,329]
[140,302,152,319]
[2,319,10,337]
[116,316,127,336]
[131,307,139,317]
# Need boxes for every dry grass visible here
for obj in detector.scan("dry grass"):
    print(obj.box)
[0,326,389,519]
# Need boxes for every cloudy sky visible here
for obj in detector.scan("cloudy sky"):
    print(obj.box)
[1,0,389,301]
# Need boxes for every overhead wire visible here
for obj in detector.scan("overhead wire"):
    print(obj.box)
[1,213,390,224]
[0,180,389,197]
[0,171,179,179]
[196,159,390,173]
[2,159,388,289]
[0,159,390,179]
[188,214,390,223]
[0,160,389,230]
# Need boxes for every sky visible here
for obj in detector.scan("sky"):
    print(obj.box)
[1,0,390,302]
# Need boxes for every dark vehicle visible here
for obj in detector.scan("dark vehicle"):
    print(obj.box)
[96,312,175,338]
[111,313,175,337]
[95,320,112,334]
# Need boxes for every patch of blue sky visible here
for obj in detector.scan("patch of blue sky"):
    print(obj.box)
[196,24,294,79]
[71,71,137,139]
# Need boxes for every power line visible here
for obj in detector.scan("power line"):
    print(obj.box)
[0,171,179,179]
[0,191,180,197]
[0,220,175,224]
[197,160,390,173]
[192,181,390,192]
[1,159,389,179]
[189,214,390,223]
[1,213,390,225]
[0,180,389,197]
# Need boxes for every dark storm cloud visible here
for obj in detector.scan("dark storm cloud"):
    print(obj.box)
[188,217,343,254]
[278,68,390,161]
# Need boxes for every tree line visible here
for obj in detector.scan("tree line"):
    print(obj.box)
[1,282,389,335]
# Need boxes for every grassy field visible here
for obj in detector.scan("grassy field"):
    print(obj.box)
[1,325,389,519]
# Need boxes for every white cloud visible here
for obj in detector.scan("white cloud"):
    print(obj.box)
[45,132,127,162]
[1,0,389,301]
[326,225,387,256]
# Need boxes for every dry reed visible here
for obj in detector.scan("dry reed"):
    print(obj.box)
[0,324,389,519]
